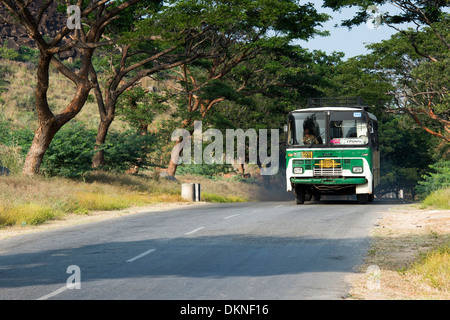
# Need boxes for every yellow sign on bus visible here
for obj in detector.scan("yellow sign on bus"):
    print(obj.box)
[301,151,313,158]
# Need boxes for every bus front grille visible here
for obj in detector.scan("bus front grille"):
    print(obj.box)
[313,167,343,177]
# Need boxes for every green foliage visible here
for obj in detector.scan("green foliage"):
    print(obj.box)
[42,122,97,178]
[323,0,448,28]
[41,121,157,178]
[0,43,40,64]
[102,130,156,172]
[15,46,40,64]
[0,117,33,175]
[177,163,234,176]
[420,187,450,210]
[416,161,450,197]
[375,115,440,198]
[324,1,449,145]
[0,117,34,153]
[0,41,19,60]
[136,0,331,126]
[117,87,169,129]
[0,118,12,145]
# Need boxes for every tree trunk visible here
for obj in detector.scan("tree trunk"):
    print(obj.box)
[167,124,193,176]
[167,158,178,176]
[22,74,92,176]
[22,53,55,176]
[167,138,182,176]
[22,119,59,175]
[92,115,114,168]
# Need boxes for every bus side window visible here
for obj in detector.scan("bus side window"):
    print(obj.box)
[370,121,379,150]
[288,117,295,145]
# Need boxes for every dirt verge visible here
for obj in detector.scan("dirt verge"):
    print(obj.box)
[346,204,450,300]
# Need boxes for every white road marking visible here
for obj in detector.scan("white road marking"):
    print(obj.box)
[252,209,262,213]
[126,249,157,263]
[224,214,239,219]
[185,227,205,235]
[37,285,68,300]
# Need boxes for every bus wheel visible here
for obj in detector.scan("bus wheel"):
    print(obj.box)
[312,192,321,202]
[357,194,369,204]
[305,192,311,201]
[295,186,305,205]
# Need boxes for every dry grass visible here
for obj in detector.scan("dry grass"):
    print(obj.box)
[0,59,125,131]
[409,242,450,291]
[0,171,284,228]
[420,187,450,210]
[0,172,183,227]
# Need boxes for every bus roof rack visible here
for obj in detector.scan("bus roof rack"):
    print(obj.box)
[308,97,369,110]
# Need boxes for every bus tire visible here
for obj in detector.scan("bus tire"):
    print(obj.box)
[295,186,305,205]
[312,191,321,202]
[357,194,369,204]
[305,192,311,201]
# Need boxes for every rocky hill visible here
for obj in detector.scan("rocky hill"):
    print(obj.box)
[0,0,70,57]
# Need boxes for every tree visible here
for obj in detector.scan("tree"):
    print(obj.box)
[365,26,449,142]
[0,0,144,175]
[89,0,216,168]
[208,46,340,176]
[323,0,450,142]
[376,113,440,199]
[160,0,329,175]
[320,48,442,199]
[115,86,169,174]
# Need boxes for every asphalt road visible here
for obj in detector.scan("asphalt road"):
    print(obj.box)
[0,199,398,300]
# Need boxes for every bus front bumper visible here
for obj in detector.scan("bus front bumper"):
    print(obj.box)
[290,177,367,185]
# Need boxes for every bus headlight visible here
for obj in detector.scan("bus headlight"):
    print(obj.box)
[352,166,363,173]
[293,167,304,174]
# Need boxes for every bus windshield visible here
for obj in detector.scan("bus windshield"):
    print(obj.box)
[288,111,369,147]
[288,112,326,146]
[329,111,368,145]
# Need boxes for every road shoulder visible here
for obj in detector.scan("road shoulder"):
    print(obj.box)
[0,202,208,241]
[346,203,450,300]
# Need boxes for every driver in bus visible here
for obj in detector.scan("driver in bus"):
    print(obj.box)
[303,128,319,145]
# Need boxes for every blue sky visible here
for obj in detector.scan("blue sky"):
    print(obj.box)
[297,3,399,59]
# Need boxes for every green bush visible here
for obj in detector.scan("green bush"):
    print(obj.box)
[42,122,97,178]
[0,118,33,174]
[0,118,34,151]
[42,121,157,177]
[0,117,158,177]
[16,46,39,64]
[0,119,12,145]
[416,161,450,198]
[177,163,234,177]
[420,187,450,210]
[102,130,156,172]
[0,41,19,60]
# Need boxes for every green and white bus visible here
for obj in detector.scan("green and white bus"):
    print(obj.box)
[285,97,380,204]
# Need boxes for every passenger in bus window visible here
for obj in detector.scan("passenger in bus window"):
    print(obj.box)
[303,128,319,145]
